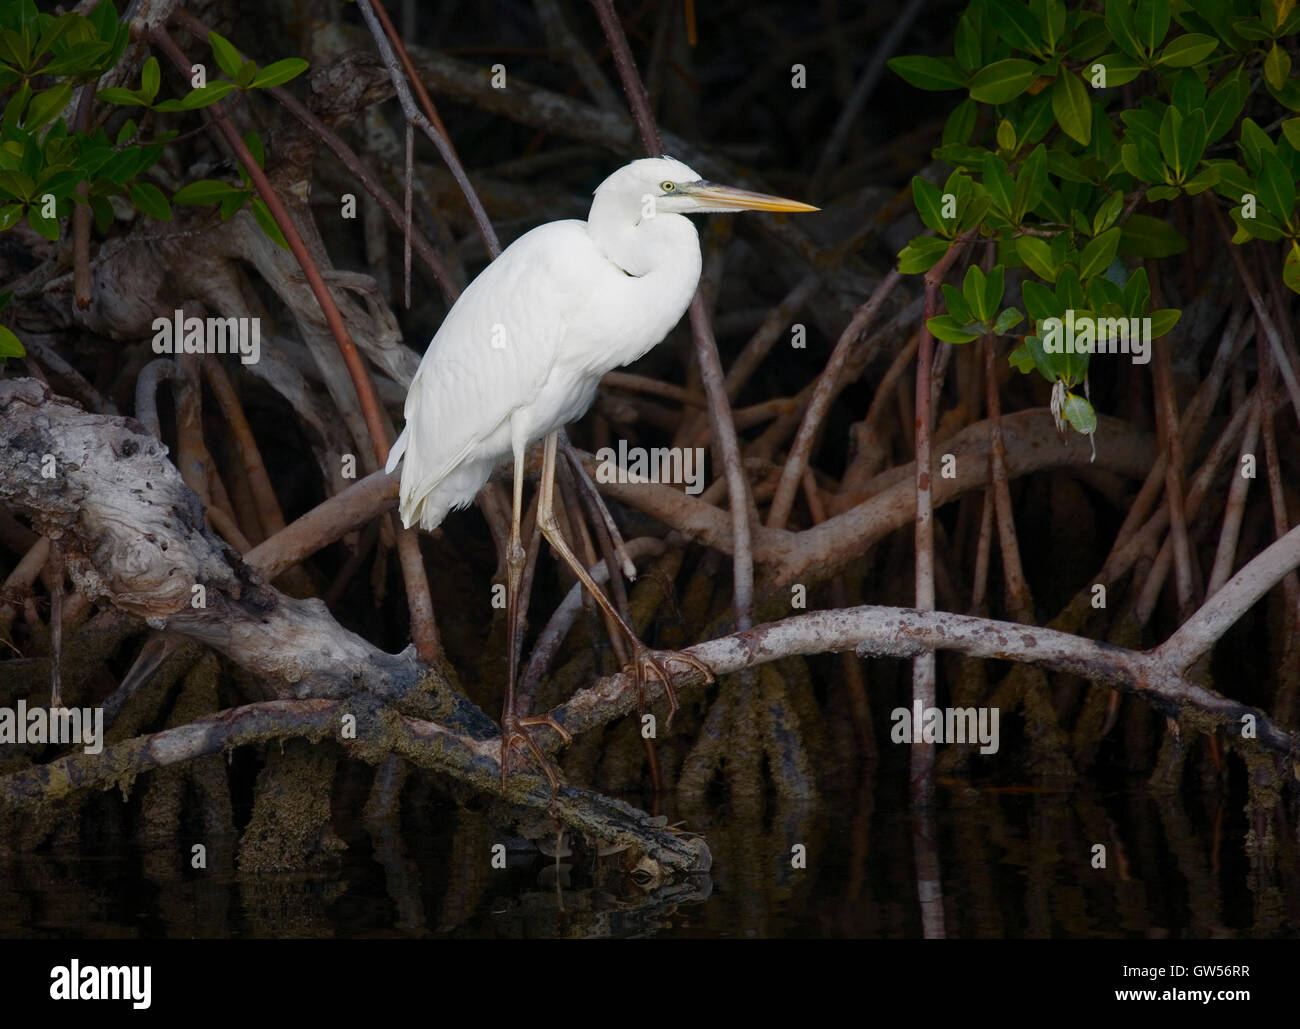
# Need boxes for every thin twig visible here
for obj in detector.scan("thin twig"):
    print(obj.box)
[803,468,874,757]
[46,543,64,708]
[1209,204,1300,426]
[911,275,939,807]
[71,83,95,310]
[1156,522,1300,672]
[1255,327,1300,629]
[201,357,286,536]
[534,0,621,111]
[1206,376,1261,597]
[724,272,820,400]
[589,0,753,629]
[983,330,1031,620]
[355,0,502,258]
[20,336,116,414]
[1146,261,1197,618]
[767,269,901,529]
[589,0,664,154]
[560,432,637,581]
[690,300,755,629]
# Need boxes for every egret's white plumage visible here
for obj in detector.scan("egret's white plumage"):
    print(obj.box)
[384,155,816,786]
[386,156,814,530]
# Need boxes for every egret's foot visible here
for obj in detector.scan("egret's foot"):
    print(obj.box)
[499,713,572,791]
[627,646,714,730]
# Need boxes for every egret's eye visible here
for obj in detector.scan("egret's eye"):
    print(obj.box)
[660,181,676,192]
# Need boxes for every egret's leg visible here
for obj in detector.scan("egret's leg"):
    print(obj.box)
[500,438,571,791]
[536,431,714,726]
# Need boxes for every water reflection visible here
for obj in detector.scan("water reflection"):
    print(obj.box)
[1,769,1295,937]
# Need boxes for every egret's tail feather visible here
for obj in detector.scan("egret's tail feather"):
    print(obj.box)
[397,454,493,532]
[385,426,408,474]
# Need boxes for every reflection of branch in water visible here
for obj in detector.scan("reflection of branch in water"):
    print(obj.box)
[491,874,712,940]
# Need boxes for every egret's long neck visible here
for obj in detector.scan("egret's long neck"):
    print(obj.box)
[586,190,700,279]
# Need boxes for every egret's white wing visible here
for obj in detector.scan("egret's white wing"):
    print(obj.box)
[399,220,594,500]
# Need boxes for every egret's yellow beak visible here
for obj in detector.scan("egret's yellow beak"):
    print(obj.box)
[685,182,820,212]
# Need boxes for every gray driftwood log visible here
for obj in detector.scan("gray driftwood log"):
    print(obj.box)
[0,377,710,875]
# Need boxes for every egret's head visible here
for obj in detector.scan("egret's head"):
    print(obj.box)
[596,156,819,217]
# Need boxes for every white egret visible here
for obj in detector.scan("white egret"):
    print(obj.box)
[386,156,817,787]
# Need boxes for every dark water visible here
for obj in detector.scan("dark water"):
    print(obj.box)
[4,770,1296,938]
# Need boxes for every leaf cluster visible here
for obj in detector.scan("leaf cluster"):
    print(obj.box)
[889,0,1300,434]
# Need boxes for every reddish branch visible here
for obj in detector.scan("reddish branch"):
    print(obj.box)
[149,21,441,662]
[148,27,391,466]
